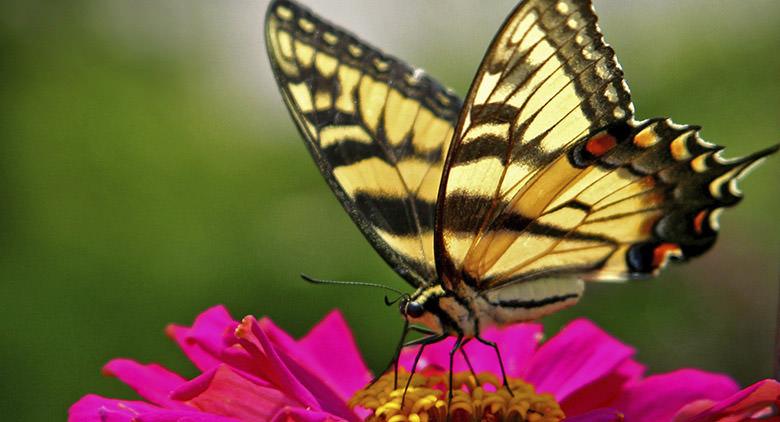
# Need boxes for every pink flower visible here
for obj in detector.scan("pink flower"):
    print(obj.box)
[69,306,779,422]
[396,319,780,421]
[70,306,371,422]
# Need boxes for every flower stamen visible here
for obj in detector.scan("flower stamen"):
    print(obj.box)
[350,369,565,422]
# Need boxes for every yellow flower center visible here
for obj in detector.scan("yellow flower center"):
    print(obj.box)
[349,370,565,422]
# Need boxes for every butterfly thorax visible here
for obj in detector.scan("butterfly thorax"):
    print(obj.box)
[403,278,586,337]
[402,284,477,337]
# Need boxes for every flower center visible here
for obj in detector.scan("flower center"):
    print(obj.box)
[349,369,564,422]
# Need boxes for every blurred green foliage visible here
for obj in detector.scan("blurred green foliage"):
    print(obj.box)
[0,1,778,421]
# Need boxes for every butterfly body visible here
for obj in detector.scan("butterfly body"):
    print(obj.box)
[404,277,584,337]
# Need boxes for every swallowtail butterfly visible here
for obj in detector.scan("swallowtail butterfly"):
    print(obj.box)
[265,0,777,397]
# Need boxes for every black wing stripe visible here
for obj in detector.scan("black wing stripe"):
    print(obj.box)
[351,194,436,236]
[488,293,579,309]
[320,138,445,169]
[442,192,615,244]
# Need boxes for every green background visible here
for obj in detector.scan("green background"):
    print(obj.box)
[1,1,778,420]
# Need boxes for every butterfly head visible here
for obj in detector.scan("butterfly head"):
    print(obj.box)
[395,285,451,334]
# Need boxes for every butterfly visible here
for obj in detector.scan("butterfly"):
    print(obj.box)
[265,0,777,400]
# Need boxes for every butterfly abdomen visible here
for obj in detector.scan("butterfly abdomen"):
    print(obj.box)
[475,278,584,330]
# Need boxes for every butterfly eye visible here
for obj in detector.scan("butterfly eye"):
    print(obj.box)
[405,301,424,318]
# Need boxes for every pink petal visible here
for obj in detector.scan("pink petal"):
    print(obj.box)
[102,359,189,410]
[397,338,479,374]
[292,310,372,397]
[69,394,161,422]
[235,317,320,407]
[166,305,238,372]
[167,324,223,371]
[187,306,239,352]
[168,307,269,380]
[399,336,454,373]
[522,319,636,401]
[135,416,240,422]
[135,413,243,422]
[674,378,780,422]
[170,364,276,402]
[259,313,369,400]
[270,407,347,422]
[672,400,718,422]
[477,323,544,376]
[561,359,644,417]
[68,394,240,422]
[171,364,299,422]
[612,369,739,422]
[562,408,625,422]
[249,317,358,421]
[398,323,542,377]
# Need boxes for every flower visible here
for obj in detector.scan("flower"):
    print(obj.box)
[389,320,735,421]
[69,306,779,422]
[70,306,371,422]
[378,319,780,422]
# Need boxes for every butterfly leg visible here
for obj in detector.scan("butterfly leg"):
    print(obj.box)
[393,325,438,388]
[475,335,513,396]
[369,319,409,389]
[401,333,448,406]
[446,334,465,420]
[458,338,481,386]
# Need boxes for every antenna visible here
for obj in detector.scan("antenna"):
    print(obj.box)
[300,273,406,296]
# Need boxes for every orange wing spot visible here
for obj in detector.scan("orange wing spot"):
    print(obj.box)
[585,133,617,157]
[670,135,691,160]
[693,210,708,234]
[652,243,682,268]
[634,128,658,148]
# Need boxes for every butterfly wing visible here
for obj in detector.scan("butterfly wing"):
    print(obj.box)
[566,120,778,281]
[266,0,461,287]
[435,0,776,290]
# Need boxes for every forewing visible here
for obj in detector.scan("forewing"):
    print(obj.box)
[266,0,461,286]
[436,0,634,287]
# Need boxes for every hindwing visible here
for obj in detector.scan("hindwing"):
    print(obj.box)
[568,120,778,281]
[457,118,776,288]
[266,0,461,286]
